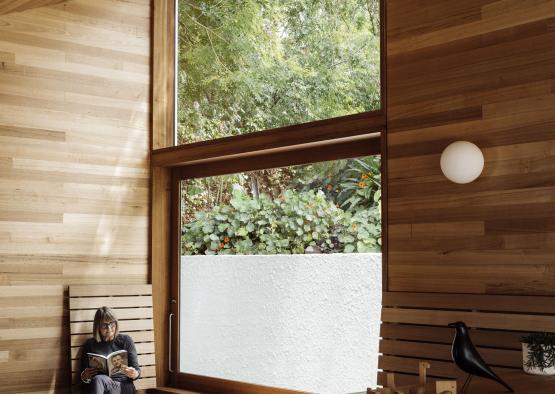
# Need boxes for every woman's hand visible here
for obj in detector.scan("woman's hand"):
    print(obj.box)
[81,367,98,381]
[122,366,139,379]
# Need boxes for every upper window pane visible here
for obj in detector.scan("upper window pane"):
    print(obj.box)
[176,0,381,145]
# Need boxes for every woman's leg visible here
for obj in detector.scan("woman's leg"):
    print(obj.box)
[89,375,121,394]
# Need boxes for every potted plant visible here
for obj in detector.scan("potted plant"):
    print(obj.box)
[521,333,555,375]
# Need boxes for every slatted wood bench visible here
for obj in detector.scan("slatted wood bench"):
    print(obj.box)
[69,284,157,393]
[378,292,555,388]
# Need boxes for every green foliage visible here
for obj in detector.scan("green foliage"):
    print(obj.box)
[295,156,381,211]
[522,333,555,371]
[177,0,381,144]
[182,188,381,255]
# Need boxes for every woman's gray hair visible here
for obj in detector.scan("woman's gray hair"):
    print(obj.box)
[92,306,119,342]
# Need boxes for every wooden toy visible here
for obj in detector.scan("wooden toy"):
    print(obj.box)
[435,381,457,394]
[366,361,457,394]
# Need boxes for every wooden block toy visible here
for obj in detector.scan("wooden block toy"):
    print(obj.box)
[387,373,396,389]
[419,361,431,385]
[435,380,457,394]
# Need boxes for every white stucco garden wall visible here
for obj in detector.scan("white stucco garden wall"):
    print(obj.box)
[180,253,382,394]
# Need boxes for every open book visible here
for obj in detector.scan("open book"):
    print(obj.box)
[87,349,128,377]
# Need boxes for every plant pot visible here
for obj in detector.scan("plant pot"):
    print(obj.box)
[522,343,555,375]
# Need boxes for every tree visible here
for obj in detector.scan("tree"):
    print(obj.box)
[177,0,380,143]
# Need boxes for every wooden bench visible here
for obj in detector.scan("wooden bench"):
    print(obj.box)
[69,284,157,393]
[378,292,555,389]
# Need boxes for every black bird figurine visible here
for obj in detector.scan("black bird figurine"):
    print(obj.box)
[448,321,514,393]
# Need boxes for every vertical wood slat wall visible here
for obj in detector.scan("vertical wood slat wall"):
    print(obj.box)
[0,0,151,392]
[386,0,555,295]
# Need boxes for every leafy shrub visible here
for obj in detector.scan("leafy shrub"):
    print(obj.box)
[295,156,381,212]
[182,188,380,255]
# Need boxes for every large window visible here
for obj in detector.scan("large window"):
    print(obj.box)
[153,0,385,393]
[176,0,381,144]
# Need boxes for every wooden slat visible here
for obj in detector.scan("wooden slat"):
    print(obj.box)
[70,319,153,334]
[382,307,555,332]
[70,330,154,347]
[70,307,154,322]
[135,377,158,390]
[382,292,555,314]
[0,0,68,15]
[70,284,152,297]
[380,323,525,350]
[380,339,521,368]
[0,285,63,297]
[70,295,153,309]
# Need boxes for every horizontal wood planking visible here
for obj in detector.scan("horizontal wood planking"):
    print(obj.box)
[70,319,154,335]
[0,285,67,392]
[0,0,68,15]
[382,308,555,332]
[0,0,151,392]
[70,295,153,309]
[386,0,555,295]
[70,330,154,347]
[0,0,150,284]
[70,307,153,321]
[382,292,555,314]
[380,322,526,350]
[70,284,152,297]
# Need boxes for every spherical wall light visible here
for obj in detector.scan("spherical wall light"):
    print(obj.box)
[440,141,484,184]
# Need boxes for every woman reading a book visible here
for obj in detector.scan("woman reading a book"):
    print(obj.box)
[80,306,141,393]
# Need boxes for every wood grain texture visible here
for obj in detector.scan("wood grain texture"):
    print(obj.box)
[0,0,151,392]
[386,0,555,295]
[0,0,68,15]
[0,285,68,393]
[152,0,174,149]
[151,166,171,386]
[0,0,151,283]
[379,292,555,383]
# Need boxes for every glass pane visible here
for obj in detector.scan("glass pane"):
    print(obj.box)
[179,157,382,393]
[176,0,381,145]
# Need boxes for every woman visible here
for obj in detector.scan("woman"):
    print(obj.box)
[80,306,141,394]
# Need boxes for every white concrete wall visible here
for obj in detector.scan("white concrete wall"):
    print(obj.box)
[180,253,382,394]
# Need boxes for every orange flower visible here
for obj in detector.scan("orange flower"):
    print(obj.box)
[352,224,358,230]
[224,237,230,243]
[361,174,368,180]
[326,184,333,191]
[219,242,225,249]
[358,181,365,187]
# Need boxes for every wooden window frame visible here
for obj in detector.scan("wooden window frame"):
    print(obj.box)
[151,0,388,392]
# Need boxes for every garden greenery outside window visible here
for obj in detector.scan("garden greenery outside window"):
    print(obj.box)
[181,157,382,255]
[179,157,382,393]
[176,0,381,145]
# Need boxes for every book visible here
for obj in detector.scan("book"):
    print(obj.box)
[87,349,128,377]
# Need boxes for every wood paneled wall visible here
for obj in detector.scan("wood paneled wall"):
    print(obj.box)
[386,0,555,295]
[0,0,151,392]
[0,0,151,284]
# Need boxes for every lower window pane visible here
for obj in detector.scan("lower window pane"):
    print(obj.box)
[179,157,382,393]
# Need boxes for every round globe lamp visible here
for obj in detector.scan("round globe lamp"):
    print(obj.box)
[440,141,484,184]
